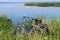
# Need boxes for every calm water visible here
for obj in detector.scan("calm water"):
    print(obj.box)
[0,3,60,24]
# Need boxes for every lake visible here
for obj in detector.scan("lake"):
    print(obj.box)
[0,2,60,24]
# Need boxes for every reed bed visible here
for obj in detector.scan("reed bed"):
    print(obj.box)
[0,15,60,40]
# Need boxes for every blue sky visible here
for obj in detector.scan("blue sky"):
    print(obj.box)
[0,0,60,2]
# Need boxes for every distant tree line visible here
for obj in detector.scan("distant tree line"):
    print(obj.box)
[25,2,60,7]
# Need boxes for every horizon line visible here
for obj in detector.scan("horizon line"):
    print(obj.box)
[0,1,59,3]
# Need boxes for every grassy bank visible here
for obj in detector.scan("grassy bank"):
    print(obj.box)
[25,2,60,7]
[0,15,60,40]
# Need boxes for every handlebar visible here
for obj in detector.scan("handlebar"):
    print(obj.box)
[23,16,42,24]
[23,16,37,20]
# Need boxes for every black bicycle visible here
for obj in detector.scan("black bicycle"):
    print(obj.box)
[14,16,50,36]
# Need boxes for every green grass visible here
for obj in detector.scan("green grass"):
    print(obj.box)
[0,15,60,40]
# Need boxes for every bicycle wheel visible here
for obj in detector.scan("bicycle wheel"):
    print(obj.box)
[29,25,43,36]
